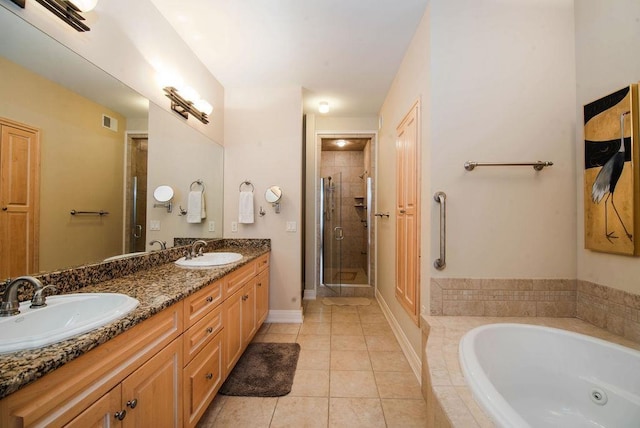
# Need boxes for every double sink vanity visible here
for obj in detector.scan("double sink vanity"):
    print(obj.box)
[0,239,270,427]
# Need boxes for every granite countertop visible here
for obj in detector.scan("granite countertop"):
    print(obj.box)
[421,316,640,427]
[0,244,270,399]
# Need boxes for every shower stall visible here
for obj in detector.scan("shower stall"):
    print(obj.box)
[319,137,375,296]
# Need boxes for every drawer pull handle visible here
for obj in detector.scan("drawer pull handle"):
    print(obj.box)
[257,282,262,287]
[242,294,249,301]
[114,410,127,421]
[206,373,213,380]
[206,327,214,334]
[127,398,138,409]
[206,296,214,303]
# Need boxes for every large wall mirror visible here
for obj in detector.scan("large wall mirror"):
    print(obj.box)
[0,6,224,280]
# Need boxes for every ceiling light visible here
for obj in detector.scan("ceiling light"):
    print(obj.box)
[336,140,347,148]
[318,101,330,114]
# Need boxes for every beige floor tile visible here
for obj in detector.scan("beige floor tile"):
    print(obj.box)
[331,305,360,314]
[369,351,412,372]
[210,396,277,428]
[331,335,368,351]
[361,322,394,336]
[375,371,423,399]
[297,349,331,370]
[380,398,429,427]
[358,304,383,315]
[297,334,331,350]
[330,370,379,398]
[257,333,298,343]
[331,350,372,371]
[365,334,401,351]
[332,312,361,323]
[359,313,387,324]
[257,323,271,334]
[270,397,329,428]
[305,301,332,313]
[332,322,364,336]
[329,397,387,428]
[268,323,301,335]
[289,369,330,397]
[305,311,333,323]
[299,322,332,335]
[196,395,228,427]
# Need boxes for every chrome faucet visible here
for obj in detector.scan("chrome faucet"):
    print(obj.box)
[0,276,44,316]
[191,240,208,257]
[149,240,167,250]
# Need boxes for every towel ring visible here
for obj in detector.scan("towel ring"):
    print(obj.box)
[190,179,205,194]
[239,180,254,192]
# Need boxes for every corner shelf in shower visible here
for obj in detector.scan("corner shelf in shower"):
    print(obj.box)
[354,196,366,208]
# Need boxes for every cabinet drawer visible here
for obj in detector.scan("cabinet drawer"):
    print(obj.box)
[224,261,257,298]
[183,331,223,428]
[256,253,269,273]
[184,279,224,328]
[183,303,223,365]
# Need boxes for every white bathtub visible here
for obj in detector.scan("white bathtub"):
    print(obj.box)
[459,323,640,428]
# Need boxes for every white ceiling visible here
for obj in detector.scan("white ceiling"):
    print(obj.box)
[149,0,428,117]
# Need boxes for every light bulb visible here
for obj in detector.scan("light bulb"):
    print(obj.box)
[318,101,330,114]
[178,86,199,103]
[70,0,98,12]
[194,99,213,115]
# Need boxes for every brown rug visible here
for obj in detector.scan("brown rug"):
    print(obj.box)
[219,342,300,397]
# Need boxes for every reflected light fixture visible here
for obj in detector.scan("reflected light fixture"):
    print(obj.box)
[335,139,347,148]
[318,101,330,114]
[10,0,98,32]
[163,86,213,125]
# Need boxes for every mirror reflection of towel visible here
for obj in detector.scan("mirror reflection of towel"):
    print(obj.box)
[239,191,254,224]
[187,191,204,223]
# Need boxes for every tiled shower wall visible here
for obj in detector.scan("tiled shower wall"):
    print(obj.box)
[430,277,640,344]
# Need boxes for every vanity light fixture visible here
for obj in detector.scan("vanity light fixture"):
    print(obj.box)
[9,0,98,32]
[318,101,330,114]
[163,86,213,125]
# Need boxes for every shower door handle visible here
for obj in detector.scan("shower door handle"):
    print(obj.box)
[334,227,344,241]
[133,224,142,239]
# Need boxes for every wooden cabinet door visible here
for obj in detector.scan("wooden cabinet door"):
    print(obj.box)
[183,331,223,428]
[241,280,257,348]
[223,288,243,376]
[395,101,420,324]
[121,338,183,428]
[255,269,269,326]
[64,387,122,428]
[0,120,40,279]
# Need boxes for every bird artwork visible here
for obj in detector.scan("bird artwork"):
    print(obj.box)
[584,84,639,255]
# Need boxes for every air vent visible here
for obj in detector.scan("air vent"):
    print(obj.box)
[102,114,118,132]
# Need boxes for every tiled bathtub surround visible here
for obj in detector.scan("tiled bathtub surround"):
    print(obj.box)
[577,280,640,343]
[430,278,576,317]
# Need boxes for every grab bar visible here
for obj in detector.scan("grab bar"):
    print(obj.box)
[70,210,109,216]
[434,192,446,270]
[464,161,553,171]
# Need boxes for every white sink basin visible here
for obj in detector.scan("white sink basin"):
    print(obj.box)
[175,252,243,267]
[0,293,139,354]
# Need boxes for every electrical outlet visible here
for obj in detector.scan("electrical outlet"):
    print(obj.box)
[231,221,238,233]
[150,220,160,231]
[208,221,215,232]
[421,305,426,315]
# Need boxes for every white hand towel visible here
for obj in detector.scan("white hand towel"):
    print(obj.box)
[187,191,203,223]
[200,191,206,220]
[238,191,254,224]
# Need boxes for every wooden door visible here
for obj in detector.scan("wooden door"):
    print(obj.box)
[241,280,257,348]
[0,119,40,279]
[64,387,122,428]
[121,338,183,428]
[395,101,420,324]
[223,288,243,376]
[255,269,269,326]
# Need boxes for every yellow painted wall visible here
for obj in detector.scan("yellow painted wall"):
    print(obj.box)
[0,56,126,272]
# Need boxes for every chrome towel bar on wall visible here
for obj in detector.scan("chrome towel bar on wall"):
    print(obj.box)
[434,191,446,270]
[464,161,553,171]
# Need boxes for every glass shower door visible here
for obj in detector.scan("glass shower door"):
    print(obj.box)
[321,173,343,294]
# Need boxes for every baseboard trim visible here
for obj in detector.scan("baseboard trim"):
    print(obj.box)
[266,309,304,324]
[303,289,317,300]
[375,289,422,384]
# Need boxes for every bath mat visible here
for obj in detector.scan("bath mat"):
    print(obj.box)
[322,297,371,306]
[333,271,357,281]
[219,342,300,397]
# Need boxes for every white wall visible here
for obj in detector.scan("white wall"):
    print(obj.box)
[378,5,431,355]
[429,0,576,280]
[223,86,304,316]
[575,0,640,294]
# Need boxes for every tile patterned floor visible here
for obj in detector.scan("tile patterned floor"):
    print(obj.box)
[197,298,428,427]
